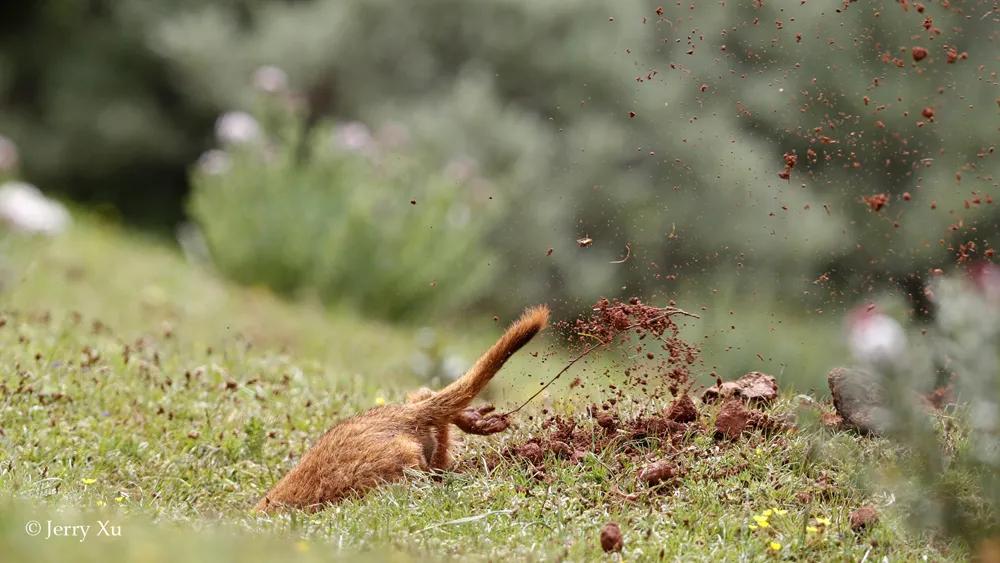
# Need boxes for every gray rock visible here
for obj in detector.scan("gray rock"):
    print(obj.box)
[827,367,892,435]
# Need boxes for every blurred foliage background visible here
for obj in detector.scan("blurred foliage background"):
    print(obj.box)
[0,0,996,330]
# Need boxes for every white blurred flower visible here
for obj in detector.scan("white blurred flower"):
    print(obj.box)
[0,135,18,172]
[331,121,376,155]
[846,304,907,366]
[215,111,261,145]
[0,182,70,235]
[196,149,231,175]
[252,65,289,94]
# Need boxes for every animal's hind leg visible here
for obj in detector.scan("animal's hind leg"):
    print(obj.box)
[430,422,454,469]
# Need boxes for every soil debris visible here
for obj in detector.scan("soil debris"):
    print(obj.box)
[714,397,787,439]
[820,411,844,428]
[638,459,679,486]
[714,398,752,439]
[600,522,624,552]
[849,505,879,531]
[664,393,698,423]
[702,372,778,405]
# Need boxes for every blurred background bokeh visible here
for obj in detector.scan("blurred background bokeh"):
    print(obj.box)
[0,0,997,389]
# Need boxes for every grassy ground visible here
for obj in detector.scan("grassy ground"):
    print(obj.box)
[0,218,962,561]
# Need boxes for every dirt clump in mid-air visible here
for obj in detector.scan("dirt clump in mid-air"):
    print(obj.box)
[482,298,788,487]
[560,297,700,397]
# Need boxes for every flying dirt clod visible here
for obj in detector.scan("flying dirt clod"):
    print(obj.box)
[255,305,549,512]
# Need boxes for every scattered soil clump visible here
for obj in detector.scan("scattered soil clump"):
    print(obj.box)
[714,397,788,439]
[600,522,623,552]
[714,398,753,439]
[637,459,679,486]
[702,372,778,405]
[849,505,879,531]
[664,393,698,423]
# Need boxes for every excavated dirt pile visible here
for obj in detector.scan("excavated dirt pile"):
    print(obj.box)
[484,298,790,481]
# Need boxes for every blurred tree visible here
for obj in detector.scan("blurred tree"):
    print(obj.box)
[0,0,214,227]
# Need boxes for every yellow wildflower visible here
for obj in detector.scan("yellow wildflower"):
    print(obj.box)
[374,396,386,406]
[753,515,771,528]
[774,509,788,516]
[81,478,97,485]
[769,541,782,552]
[815,516,832,526]
[748,524,759,530]
[806,525,819,534]
[762,509,774,517]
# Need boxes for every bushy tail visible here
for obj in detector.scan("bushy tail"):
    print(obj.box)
[414,305,549,421]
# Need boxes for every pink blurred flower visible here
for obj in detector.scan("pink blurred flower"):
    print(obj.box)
[968,262,1000,304]
[215,111,261,145]
[331,121,378,157]
[846,304,907,366]
[252,65,289,94]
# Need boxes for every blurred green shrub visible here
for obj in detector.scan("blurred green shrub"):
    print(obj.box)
[189,98,498,321]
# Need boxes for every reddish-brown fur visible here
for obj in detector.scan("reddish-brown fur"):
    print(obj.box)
[255,305,549,512]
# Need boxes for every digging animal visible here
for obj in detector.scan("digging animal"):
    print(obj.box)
[256,305,549,511]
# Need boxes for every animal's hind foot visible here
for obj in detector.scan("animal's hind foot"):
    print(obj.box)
[453,405,512,435]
